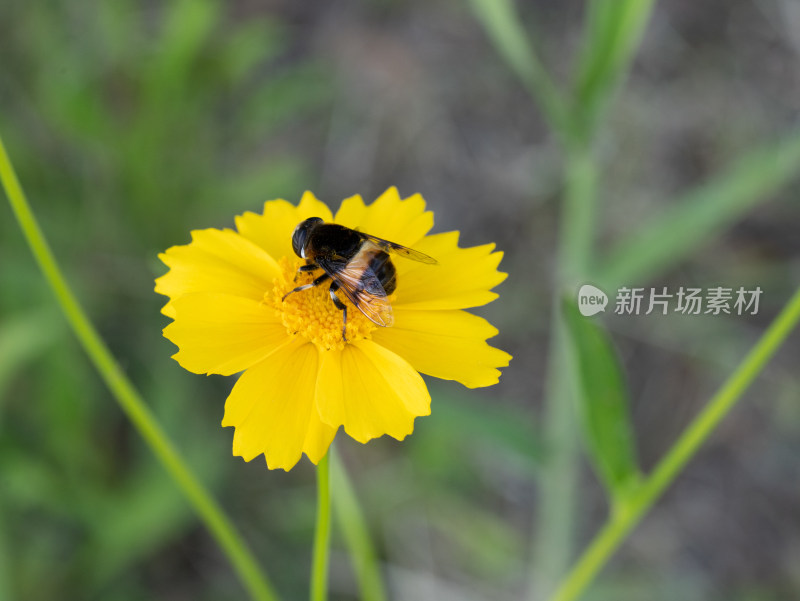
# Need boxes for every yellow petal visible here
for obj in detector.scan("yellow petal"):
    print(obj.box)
[155,228,280,318]
[333,194,367,228]
[334,187,433,247]
[316,340,430,443]
[394,231,506,310]
[235,192,333,261]
[163,293,287,376]
[371,308,511,388]
[222,340,337,470]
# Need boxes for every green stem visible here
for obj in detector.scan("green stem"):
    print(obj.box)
[559,147,597,284]
[547,285,800,601]
[530,146,597,600]
[330,448,387,601]
[529,330,577,599]
[311,452,331,601]
[0,134,279,601]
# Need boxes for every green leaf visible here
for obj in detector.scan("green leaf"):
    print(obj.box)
[572,0,655,143]
[562,299,639,501]
[598,128,800,289]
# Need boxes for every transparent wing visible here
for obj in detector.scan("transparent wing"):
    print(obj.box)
[360,235,438,264]
[317,253,394,327]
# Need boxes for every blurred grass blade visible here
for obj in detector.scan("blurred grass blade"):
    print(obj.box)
[598,129,800,289]
[562,299,640,502]
[572,0,655,142]
[0,309,60,401]
[467,0,568,136]
[330,448,387,601]
[0,134,280,601]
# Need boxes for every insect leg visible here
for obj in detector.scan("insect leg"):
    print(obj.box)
[282,272,330,301]
[294,262,319,282]
[328,281,348,341]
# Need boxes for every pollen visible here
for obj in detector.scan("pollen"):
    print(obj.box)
[268,256,381,352]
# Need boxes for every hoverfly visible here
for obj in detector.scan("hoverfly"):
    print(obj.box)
[283,217,437,340]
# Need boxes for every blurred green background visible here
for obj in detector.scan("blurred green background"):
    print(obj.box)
[1,1,799,600]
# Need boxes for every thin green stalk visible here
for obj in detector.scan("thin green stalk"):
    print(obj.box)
[559,147,597,285]
[0,503,9,600]
[330,448,387,601]
[0,134,279,601]
[547,285,800,601]
[531,147,597,600]
[311,453,331,601]
[468,0,569,138]
[529,326,578,600]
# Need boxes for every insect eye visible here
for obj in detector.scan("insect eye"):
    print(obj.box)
[291,217,323,258]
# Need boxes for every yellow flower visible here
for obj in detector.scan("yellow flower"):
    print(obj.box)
[155,188,511,470]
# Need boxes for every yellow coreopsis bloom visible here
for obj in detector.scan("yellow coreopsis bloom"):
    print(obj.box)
[155,188,511,470]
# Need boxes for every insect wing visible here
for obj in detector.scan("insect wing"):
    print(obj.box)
[317,254,394,327]
[361,234,438,264]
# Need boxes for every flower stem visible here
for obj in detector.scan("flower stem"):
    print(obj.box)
[311,452,332,601]
[546,285,800,601]
[330,448,387,601]
[0,133,280,601]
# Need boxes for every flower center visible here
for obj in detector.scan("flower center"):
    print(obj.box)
[268,257,382,351]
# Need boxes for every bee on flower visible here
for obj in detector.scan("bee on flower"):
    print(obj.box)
[155,188,511,470]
